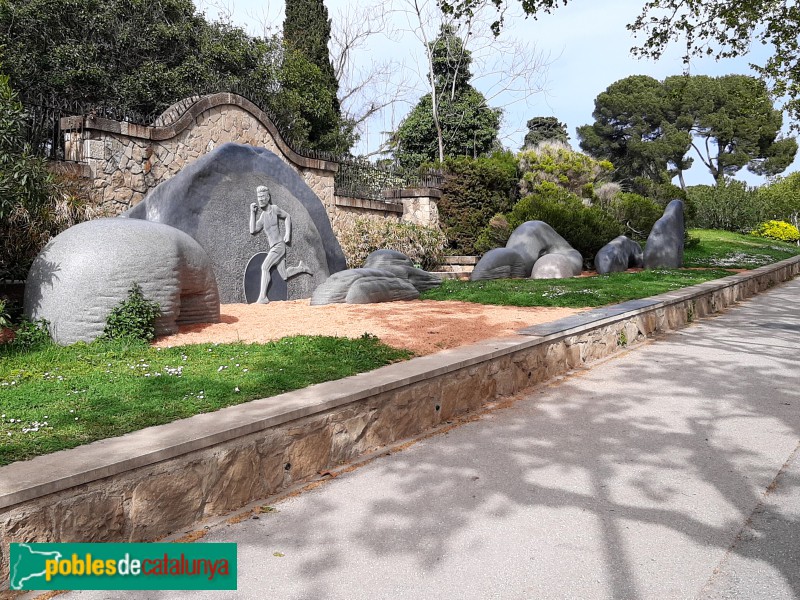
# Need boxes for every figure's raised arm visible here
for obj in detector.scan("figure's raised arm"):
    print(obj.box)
[249,203,262,235]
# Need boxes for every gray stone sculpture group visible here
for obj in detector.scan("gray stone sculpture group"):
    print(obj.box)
[594,199,685,274]
[24,143,349,344]
[470,220,583,281]
[22,133,687,346]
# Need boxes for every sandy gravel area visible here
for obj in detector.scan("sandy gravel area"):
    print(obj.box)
[154,300,581,356]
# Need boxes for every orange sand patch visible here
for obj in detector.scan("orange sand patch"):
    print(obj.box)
[154,300,581,356]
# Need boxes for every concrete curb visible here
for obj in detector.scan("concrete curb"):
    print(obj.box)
[1,255,798,582]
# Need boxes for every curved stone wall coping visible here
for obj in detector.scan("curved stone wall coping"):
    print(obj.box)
[0,254,797,512]
[60,93,339,174]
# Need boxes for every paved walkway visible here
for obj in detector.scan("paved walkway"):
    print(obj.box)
[69,278,800,600]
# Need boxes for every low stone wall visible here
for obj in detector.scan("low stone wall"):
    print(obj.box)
[2,256,797,587]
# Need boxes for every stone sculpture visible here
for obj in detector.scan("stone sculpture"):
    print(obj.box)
[249,184,311,303]
[310,249,442,305]
[471,220,583,281]
[594,236,644,274]
[23,219,220,345]
[125,143,346,303]
[362,249,441,292]
[531,254,580,279]
[644,199,684,269]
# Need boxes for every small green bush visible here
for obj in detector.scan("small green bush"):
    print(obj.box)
[605,193,663,241]
[474,213,513,254]
[0,298,11,329]
[757,172,800,227]
[476,182,624,265]
[338,218,447,270]
[10,318,51,350]
[687,180,765,231]
[751,220,800,243]
[436,152,519,255]
[102,283,162,342]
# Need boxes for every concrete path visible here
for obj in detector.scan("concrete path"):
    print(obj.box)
[67,277,800,600]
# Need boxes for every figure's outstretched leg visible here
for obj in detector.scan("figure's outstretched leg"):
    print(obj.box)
[285,260,311,279]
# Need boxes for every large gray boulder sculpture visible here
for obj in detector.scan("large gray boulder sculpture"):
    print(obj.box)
[644,199,684,269]
[310,268,420,305]
[310,249,441,305]
[594,236,644,274]
[24,219,220,345]
[471,221,583,281]
[125,143,347,303]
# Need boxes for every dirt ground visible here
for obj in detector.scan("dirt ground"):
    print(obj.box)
[154,300,582,356]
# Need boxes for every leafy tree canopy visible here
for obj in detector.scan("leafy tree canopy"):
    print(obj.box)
[577,73,797,187]
[440,0,800,125]
[0,0,353,152]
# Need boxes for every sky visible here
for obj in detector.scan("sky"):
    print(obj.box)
[197,0,798,187]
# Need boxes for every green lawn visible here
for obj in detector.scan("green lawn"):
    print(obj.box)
[685,229,800,268]
[422,229,799,308]
[0,336,411,466]
[421,268,732,308]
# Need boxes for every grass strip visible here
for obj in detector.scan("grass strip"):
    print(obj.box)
[685,229,800,268]
[0,335,411,466]
[420,269,733,308]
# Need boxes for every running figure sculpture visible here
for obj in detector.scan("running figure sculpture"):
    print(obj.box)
[249,184,310,303]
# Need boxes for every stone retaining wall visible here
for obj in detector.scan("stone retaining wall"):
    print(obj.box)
[1,256,797,587]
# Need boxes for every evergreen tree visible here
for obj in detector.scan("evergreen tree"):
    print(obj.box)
[391,24,501,169]
[522,117,569,149]
[283,0,351,152]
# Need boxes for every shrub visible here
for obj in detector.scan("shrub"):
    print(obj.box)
[0,73,101,280]
[338,218,447,270]
[687,180,765,231]
[518,141,613,199]
[102,283,162,342]
[477,182,624,265]
[10,318,51,350]
[757,172,800,227]
[605,193,663,241]
[750,220,800,243]
[474,213,513,254]
[436,152,519,255]
[0,298,10,329]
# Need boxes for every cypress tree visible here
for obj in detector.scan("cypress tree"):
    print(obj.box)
[283,0,345,151]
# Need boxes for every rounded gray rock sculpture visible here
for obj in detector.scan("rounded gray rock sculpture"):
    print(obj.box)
[310,268,419,305]
[594,236,644,274]
[362,249,441,292]
[531,253,579,279]
[309,249,442,305]
[125,143,347,303]
[644,199,684,269]
[24,218,220,345]
[471,221,582,281]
